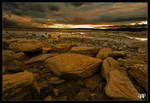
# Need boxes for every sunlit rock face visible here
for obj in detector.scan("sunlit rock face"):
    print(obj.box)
[2,71,40,100]
[9,40,51,52]
[70,46,100,57]
[44,53,102,79]
[96,48,113,60]
[105,69,141,100]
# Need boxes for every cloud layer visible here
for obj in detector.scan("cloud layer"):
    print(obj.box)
[2,2,147,28]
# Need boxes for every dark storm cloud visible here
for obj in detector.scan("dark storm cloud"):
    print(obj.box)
[48,6,60,11]
[2,2,147,28]
[71,2,84,7]
[2,18,20,28]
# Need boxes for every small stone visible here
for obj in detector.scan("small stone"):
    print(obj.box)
[44,95,53,101]
[53,88,59,96]
[48,76,65,85]
[42,47,52,54]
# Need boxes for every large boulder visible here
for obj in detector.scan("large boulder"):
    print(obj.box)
[101,57,121,78]
[51,43,76,53]
[127,64,148,92]
[44,53,102,79]
[2,71,40,100]
[96,48,113,60]
[69,46,100,57]
[24,53,58,64]
[105,69,141,100]
[9,40,51,52]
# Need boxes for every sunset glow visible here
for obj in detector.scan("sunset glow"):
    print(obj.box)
[38,24,111,29]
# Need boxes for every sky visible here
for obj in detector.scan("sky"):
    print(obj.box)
[2,2,148,28]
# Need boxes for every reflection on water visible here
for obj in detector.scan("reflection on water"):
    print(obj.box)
[125,35,147,41]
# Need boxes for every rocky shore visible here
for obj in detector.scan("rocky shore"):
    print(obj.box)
[2,31,147,101]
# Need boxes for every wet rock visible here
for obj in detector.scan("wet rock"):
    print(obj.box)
[96,48,113,60]
[70,46,100,57]
[44,53,102,79]
[127,64,148,92]
[2,71,40,100]
[51,43,76,53]
[105,69,141,100]
[48,76,65,85]
[101,57,121,78]
[24,53,58,64]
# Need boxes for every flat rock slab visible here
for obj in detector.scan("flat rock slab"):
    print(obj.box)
[51,43,76,53]
[70,46,100,57]
[44,53,102,79]
[111,51,127,59]
[2,50,15,65]
[24,53,58,64]
[9,40,51,52]
[2,71,40,100]
[101,57,121,78]
[127,65,148,92]
[96,48,113,60]
[105,69,141,100]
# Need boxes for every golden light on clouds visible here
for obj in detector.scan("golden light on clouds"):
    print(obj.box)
[3,13,31,23]
[37,24,111,29]
[130,21,147,25]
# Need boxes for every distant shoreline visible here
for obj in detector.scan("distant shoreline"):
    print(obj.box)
[3,27,147,32]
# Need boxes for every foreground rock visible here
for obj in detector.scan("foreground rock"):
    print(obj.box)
[105,69,141,100]
[48,76,65,85]
[96,48,113,60]
[51,43,76,53]
[9,40,51,52]
[24,53,58,64]
[5,60,25,73]
[44,53,102,79]
[127,65,148,92]
[2,50,15,65]
[70,46,99,57]
[13,52,25,61]
[111,51,127,59]
[2,71,40,100]
[85,74,102,91]
[101,57,121,78]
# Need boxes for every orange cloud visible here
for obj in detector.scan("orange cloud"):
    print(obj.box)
[3,13,31,23]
